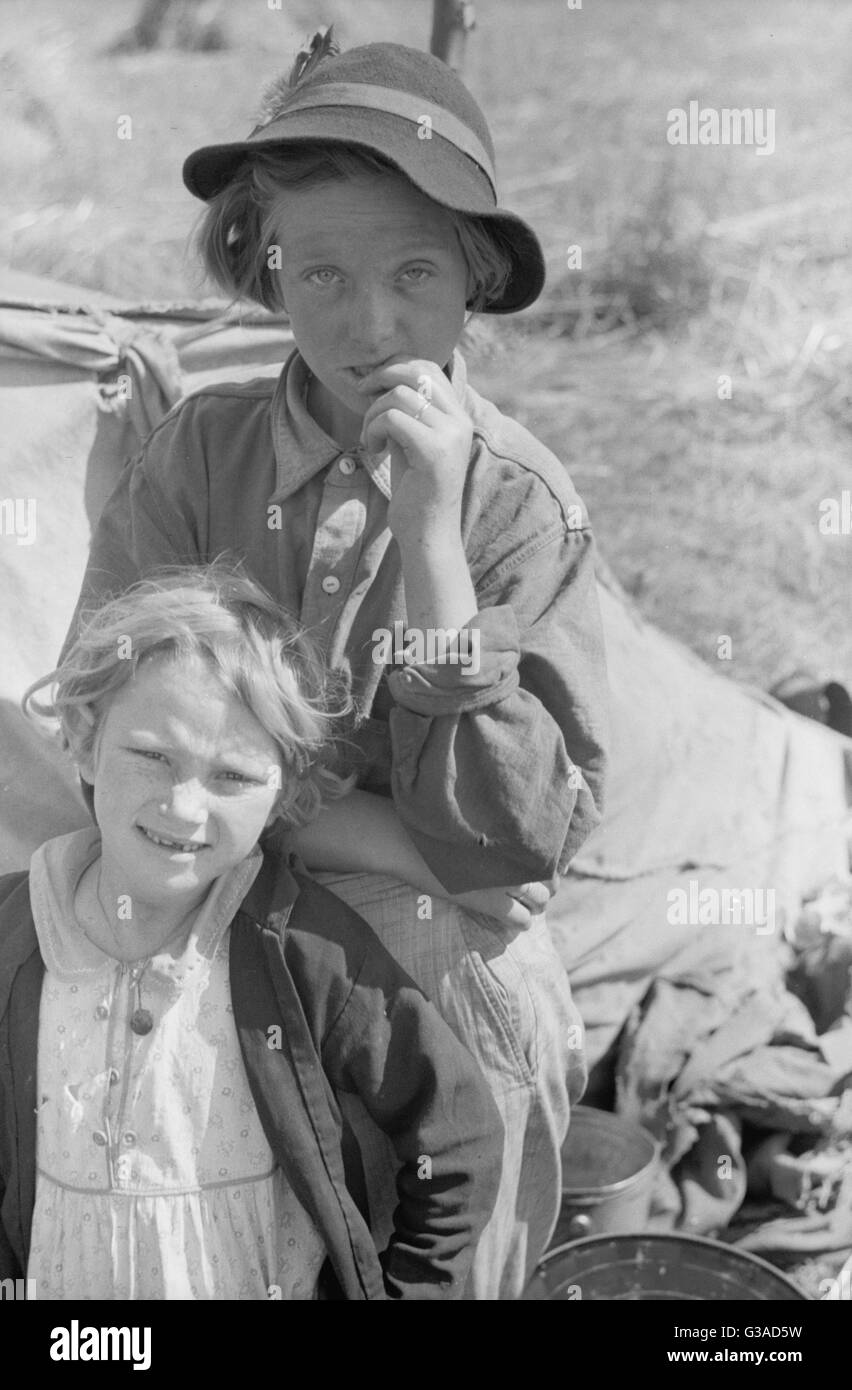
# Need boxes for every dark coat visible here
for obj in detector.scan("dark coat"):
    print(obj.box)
[0,846,503,1300]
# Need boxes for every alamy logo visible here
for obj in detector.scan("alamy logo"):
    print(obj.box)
[0,1276,36,1299]
[819,490,852,534]
[0,497,37,545]
[50,1320,151,1371]
[667,102,775,155]
[667,879,776,934]
[372,623,481,675]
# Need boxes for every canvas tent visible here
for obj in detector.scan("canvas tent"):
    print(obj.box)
[2,269,851,1106]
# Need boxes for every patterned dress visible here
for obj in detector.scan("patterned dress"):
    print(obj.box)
[26,828,326,1300]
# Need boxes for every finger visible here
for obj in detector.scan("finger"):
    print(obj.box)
[361,406,436,459]
[359,389,432,454]
[360,384,439,434]
[453,889,533,930]
[503,898,534,928]
[357,360,456,411]
[506,897,542,920]
[510,882,551,912]
[481,890,533,928]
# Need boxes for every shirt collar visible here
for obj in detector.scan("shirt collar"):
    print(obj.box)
[29,826,263,983]
[269,346,469,505]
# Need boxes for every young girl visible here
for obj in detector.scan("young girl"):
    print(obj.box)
[61,36,609,1297]
[0,567,503,1300]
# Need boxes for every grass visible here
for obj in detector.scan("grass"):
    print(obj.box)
[2,0,851,691]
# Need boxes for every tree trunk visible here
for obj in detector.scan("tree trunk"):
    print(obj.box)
[111,0,227,54]
[430,0,476,74]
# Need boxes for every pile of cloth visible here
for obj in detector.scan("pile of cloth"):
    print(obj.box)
[614,880,852,1260]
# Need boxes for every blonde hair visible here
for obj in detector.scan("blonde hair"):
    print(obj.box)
[195,143,513,313]
[24,564,354,828]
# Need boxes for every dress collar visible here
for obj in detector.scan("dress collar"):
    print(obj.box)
[29,826,262,983]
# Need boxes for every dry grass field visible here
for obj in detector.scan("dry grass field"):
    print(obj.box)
[2,0,851,693]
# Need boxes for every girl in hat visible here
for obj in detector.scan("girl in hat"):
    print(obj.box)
[63,32,609,1299]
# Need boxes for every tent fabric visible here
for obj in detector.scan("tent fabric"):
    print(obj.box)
[1,276,850,1111]
[551,579,852,1080]
[0,278,292,709]
[0,305,183,441]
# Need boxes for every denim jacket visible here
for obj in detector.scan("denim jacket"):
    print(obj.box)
[0,845,503,1300]
[63,348,609,893]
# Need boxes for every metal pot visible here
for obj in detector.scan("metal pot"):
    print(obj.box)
[524,1232,809,1300]
[549,1105,659,1246]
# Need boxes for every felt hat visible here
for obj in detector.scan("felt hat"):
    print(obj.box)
[182,40,545,313]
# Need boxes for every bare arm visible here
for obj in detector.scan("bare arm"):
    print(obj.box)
[291,790,551,927]
[292,790,446,889]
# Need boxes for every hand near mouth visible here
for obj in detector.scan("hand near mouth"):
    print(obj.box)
[357,359,473,542]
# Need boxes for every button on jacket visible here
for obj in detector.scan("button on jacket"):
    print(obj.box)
[0,847,504,1300]
[64,348,609,893]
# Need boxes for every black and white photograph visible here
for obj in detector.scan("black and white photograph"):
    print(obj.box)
[0,0,850,1352]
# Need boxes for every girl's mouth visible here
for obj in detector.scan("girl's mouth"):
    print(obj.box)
[346,365,385,390]
[137,826,208,855]
[346,358,402,387]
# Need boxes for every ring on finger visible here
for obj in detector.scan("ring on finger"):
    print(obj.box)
[413,398,431,423]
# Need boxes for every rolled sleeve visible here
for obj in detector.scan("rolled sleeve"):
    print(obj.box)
[387,526,610,894]
[386,607,521,715]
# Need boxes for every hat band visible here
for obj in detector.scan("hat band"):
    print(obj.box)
[255,82,497,195]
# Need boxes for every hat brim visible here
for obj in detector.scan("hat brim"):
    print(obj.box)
[182,115,545,314]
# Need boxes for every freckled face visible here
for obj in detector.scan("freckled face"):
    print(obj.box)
[270,172,470,442]
[79,653,283,915]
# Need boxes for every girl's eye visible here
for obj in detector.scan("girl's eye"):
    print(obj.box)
[132,749,167,763]
[401,267,432,285]
[307,268,340,287]
[218,771,260,786]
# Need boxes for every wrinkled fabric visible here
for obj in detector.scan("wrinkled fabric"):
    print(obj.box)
[0,307,182,439]
[615,923,852,1239]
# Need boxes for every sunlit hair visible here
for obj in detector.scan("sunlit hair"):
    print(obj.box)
[196,143,513,313]
[23,564,354,829]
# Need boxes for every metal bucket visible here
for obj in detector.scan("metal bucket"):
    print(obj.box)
[523,1233,809,1300]
[549,1106,659,1246]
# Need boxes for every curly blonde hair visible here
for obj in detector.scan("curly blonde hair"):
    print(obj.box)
[24,563,354,828]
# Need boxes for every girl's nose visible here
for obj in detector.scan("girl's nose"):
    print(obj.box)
[351,285,396,349]
[161,780,208,823]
